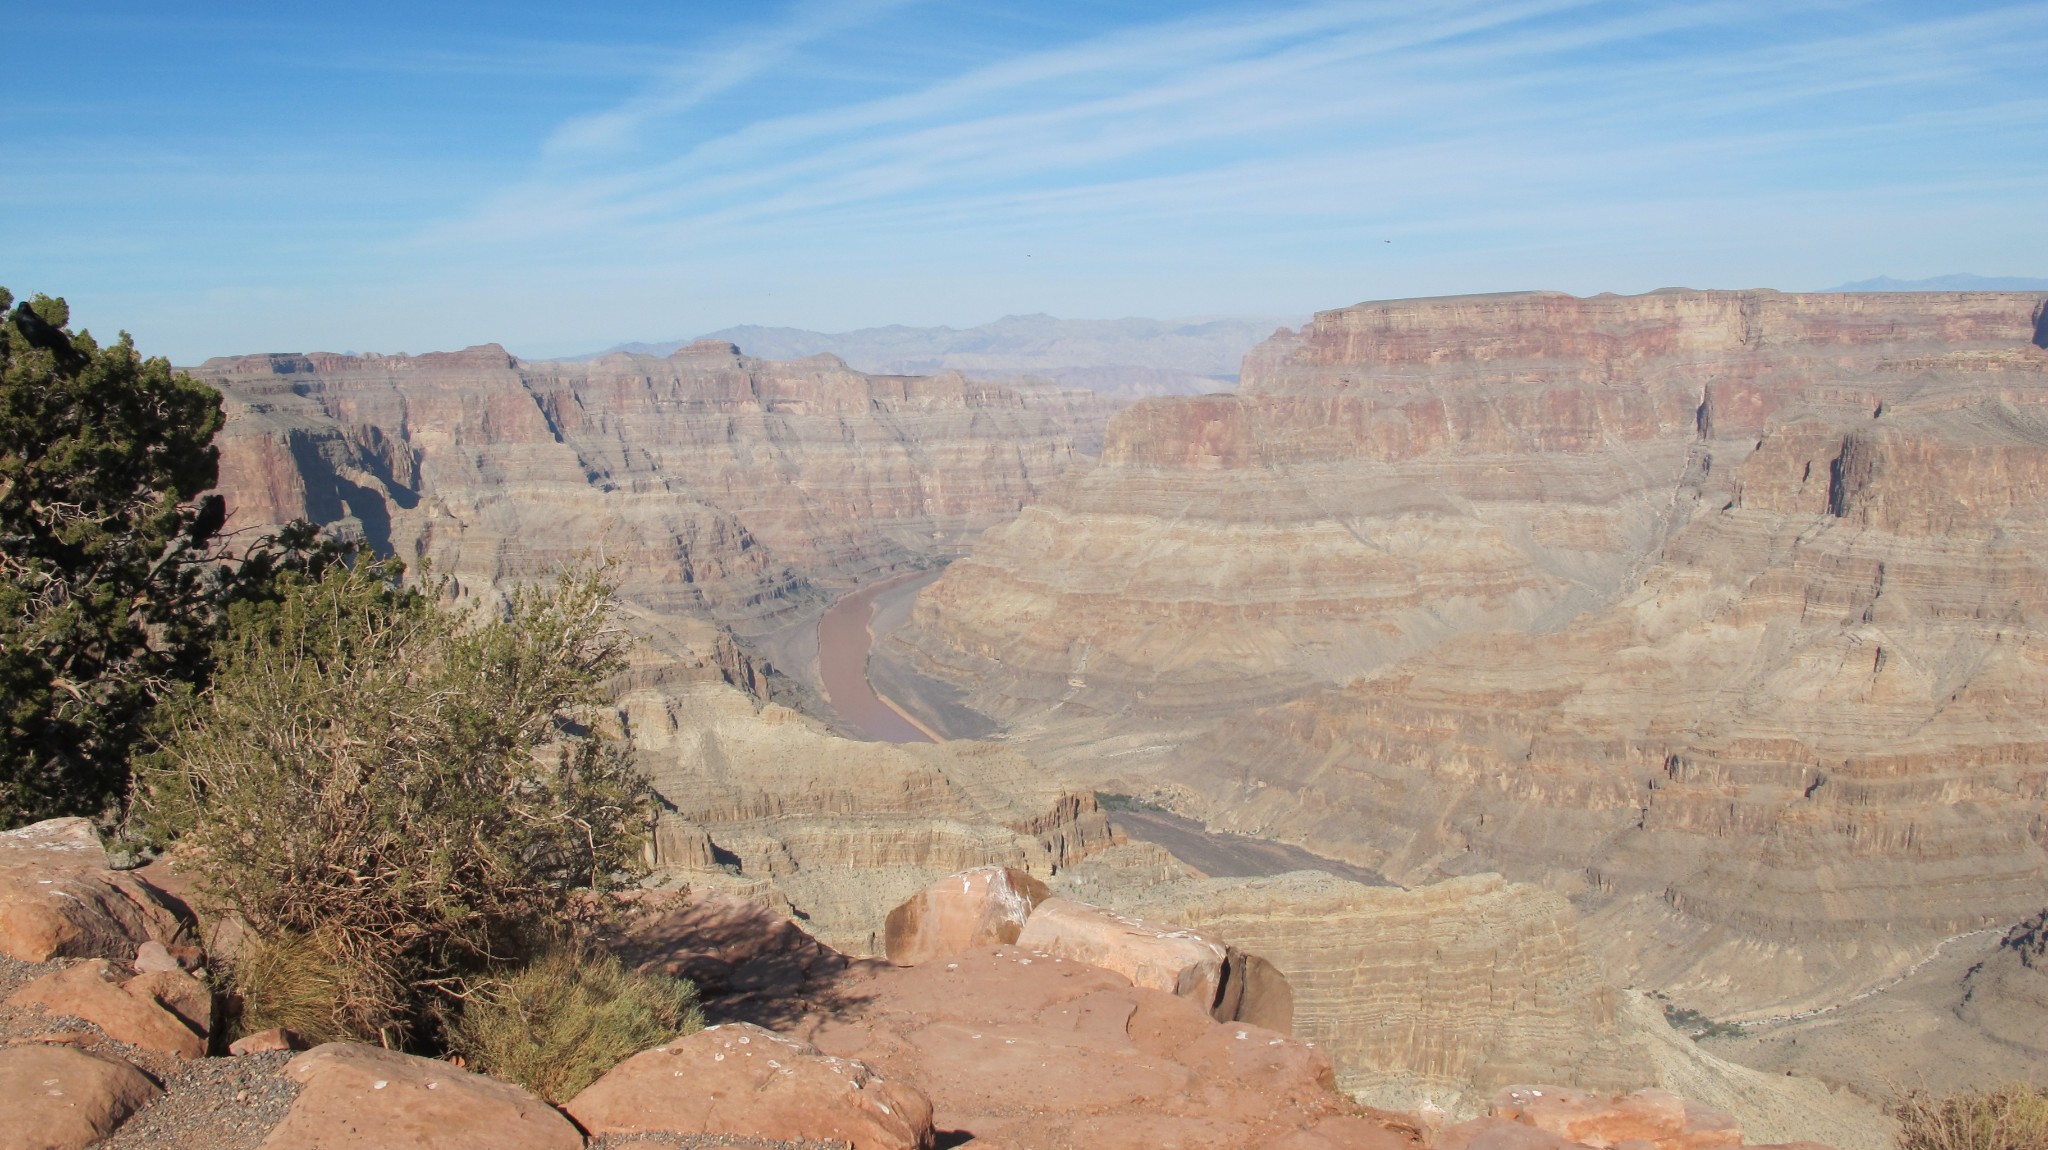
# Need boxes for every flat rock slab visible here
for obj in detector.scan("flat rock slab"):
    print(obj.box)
[1015,896,1231,1009]
[0,1042,159,1150]
[7,960,207,1059]
[568,1022,934,1150]
[259,1042,582,1150]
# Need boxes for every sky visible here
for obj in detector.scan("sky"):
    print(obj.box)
[3,0,2045,362]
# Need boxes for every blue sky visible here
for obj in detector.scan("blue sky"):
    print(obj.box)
[4,0,2045,362]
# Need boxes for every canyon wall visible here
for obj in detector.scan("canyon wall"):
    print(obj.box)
[198,340,1113,641]
[894,289,2048,1018]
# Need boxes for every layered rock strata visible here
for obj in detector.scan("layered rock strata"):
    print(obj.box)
[1053,856,1643,1109]
[197,341,1111,642]
[623,676,1117,956]
[896,290,2048,1020]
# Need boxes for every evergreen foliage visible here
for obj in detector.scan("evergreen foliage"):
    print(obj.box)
[0,286,226,827]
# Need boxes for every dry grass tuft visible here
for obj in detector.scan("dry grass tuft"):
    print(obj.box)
[1896,1084,2048,1150]
[447,946,702,1104]
[231,926,404,1046]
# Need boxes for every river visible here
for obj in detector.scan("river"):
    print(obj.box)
[815,569,941,743]
[816,576,1392,885]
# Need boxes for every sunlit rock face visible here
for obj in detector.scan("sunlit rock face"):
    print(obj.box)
[197,340,1113,639]
[896,289,2048,1016]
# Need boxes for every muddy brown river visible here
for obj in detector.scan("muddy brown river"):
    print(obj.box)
[815,569,939,743]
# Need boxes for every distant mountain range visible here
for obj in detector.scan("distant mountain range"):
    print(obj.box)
[1826,273,2048,292]
[563,313,1302,399]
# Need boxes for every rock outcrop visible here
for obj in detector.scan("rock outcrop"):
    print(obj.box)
[894,289,2048,1020]
[567,1022,936,1150]
[0,818,191,964]
[883,865,1050,966]
[6,960,210,1060]
[0,1043,160,1150]
[261,1042,584,1150]
[1956,906,2048,1053]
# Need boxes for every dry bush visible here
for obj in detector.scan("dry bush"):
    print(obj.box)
[137,561,653,1046]
[229,926,399,1046]
[446,945,701,1104]
[1895,1084,2048,1150]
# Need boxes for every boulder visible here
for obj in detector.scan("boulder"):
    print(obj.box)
[132,940,202,974]
[1015,897,1234,1015]
[0,818,189,963]
[0,1043,160,1150]
[125,968,214,1039]
[6,960,206,1059]
[567,1022,934,1150]
[260,1042,582,1150]
[884,865,1050,966]
[808,946,1415,1149]
[1491,1086,1742,1150]
[230,1027,308,1055]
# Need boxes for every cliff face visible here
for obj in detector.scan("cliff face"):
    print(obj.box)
[198,340,1113,638]
[894,289,2048,1016]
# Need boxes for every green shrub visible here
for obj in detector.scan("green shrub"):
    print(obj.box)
[137,561,653,1046]
[1896,1085,2048,1150]
[1,288,227,827]
[447,946,701,1103]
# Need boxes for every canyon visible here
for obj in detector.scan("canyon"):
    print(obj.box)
[192,288,2048,1126]
[889,287,2048,1061]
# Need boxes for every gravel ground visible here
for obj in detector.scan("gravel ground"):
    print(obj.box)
[0,953,49,998]
[97,1050,300,1150]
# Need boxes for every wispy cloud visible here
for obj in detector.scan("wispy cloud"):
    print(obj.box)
[423,0,2048,267]
[540,0,923,159]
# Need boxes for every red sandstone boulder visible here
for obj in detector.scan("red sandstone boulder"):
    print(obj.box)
[807,945,1413,1150]
[884,865,1050,966]
[1490,1086,1742,1150]
[568,1022,934,1150]
[1016,896,1233,1011]
[230,1027,307,1055]
[7,959,207,1059]
[0,1043,160,1150]
[124,968,213,1038]
[261,1042,582,1150]
[0,818,189,963]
